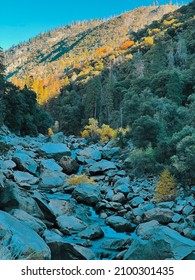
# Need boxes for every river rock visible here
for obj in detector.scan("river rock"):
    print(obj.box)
[48,241,95,260]
[101,238,132,251]
[106,215,134,232]
[39,169,66,190]
[49,132,65,143]
[143,207,174,224]
[13,171,39,186]
[49,200,73,217]
[79,224,104,240]
[136,220,160,236]
[40,159,63,172]
[0,210,51,259]
[130,196,144,207]
[124,225,195,260]
[72,183,101,206]
[77,147,101,161]
[12,152,38,175]
[112,192,126,203]
[9,209,46,235]
[0,159,16,170]
[89,159,116,175]
[32,191,56,223]
[0,183,44,218]
[59,156,79,175]
[56,215,87,235]
[39,143,70,159]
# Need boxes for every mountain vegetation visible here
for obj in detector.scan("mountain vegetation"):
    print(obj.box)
[5,5,177,104]
[0,48,52,136]
[2,1,195,185]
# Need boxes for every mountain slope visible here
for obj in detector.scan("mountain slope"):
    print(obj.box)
[5,5,177,102]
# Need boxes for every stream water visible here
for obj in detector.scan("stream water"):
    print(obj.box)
[45,191,134,259]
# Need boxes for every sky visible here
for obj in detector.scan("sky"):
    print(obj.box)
[0,0,191,50]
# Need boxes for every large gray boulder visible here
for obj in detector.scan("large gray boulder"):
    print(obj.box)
[106,216,134,232]
[13,171,39,186]
[89,159,117,175]
[0,183,44,218]
[48,241,95,260]
[124,225,195,260]
[49,200,73,217]
[0,210,51,260]
[40,159,63,172]
[143,207,174,224]
[9,209,47,235]
[12,152,38,175]
[38,142,70,159]
[56,215,87,235]
[39,169,66,190]
[72,183,101,206]
[77,147,101,161]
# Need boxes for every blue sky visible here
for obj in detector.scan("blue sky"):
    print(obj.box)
[0,0,191,50]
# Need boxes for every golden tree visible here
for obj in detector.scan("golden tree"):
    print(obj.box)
[155,169,176,201]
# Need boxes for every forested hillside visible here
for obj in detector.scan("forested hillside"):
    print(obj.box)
[0,48,52,135]
[48,1,195,184]
[5,5,177,103]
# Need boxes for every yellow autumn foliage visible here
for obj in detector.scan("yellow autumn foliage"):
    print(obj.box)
[81,118,117,143]
[144,37,154,45]
[67,174,96,185]
[48,128,54,136]
[155,169,176,201]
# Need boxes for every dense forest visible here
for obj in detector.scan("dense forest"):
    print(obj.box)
[0,48,52,135]
[2,1,195,185]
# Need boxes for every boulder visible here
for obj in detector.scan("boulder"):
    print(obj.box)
[89,159,116,175]
[40,159,63,172]
[39,169,66,190]
[32,191,56,223]
[0,159,16,170]
[49,200,73,217]
[12,152,38,175]
[59,156,79,175]
[106,216,134,232]
[43,229,63,243]
[56,215,87,235]
[0,210,50,260]
[48,241,95,260]
[101,238,132,251]
[13,171,39,186]
[77,147,101,161]
[78,224,104,240]
[49,132,65,143]
[124,225,195,260]
[0,183,44,218]
[130,196,144,207]
[136,220,160,236]
[112,192,126,203]
[143,207,174,224]
[38,143,70,159]
[9,209,46,235]
[72,183,101,206]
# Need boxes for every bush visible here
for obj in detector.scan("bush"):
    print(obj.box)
[128,145,160,177]
[81,118,117,143]
[67,174,96,185]
[155,169,176,201]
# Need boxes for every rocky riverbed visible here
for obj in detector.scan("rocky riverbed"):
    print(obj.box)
[0,125,195,260]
